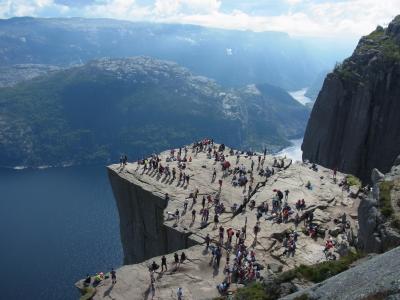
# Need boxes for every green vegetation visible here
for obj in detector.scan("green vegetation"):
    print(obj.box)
[79,287,96,300]
[0,58,309,167]
[360,27,400,62]
[294,295,309,300]
[231,252,363,300]
[335,22,400,82]
[346,175,362,188]
[379,181,395,217]
[378,181,400,230]
[334,63,355,81]
[275,251,362,284]
[234,283,269,300]
[286,251,362,283]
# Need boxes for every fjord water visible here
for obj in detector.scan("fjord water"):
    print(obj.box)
[0,166,122,300]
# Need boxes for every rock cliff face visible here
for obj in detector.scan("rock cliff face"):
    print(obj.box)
[357,163,400,253]
[302,15,400,182]
[108,167,197,264]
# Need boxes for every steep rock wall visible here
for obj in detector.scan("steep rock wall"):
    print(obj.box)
[108,167,197,265]
[357,167,400,253]
[302,16,400,182]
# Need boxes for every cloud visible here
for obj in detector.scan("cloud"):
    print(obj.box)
[285,0,302,5]
[0,0,399,38]
[154,0,220,16]
[0,0,68,18]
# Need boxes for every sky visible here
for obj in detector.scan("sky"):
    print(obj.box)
[0,0,399,38]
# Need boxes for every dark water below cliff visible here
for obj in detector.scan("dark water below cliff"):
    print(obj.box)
[0,166,123,300]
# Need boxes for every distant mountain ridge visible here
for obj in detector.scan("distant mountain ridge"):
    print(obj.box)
[0,56,309,167]
[0,17,343,90]
[0,64,62,88]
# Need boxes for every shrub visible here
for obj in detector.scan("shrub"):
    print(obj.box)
[234,282,269,300]
[294,294,309,300]
[295,251,362,283]
[346,175,361,188]
[379,181,394,218]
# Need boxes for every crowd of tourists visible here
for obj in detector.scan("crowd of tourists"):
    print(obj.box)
[105,138,353,298]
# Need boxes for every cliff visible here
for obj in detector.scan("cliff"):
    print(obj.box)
[108,166,198,265]
[77,143,360,299]
[357,162,400,253]
[302,15,400,182]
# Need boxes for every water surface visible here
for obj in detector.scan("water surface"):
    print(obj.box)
[0,166,122,300]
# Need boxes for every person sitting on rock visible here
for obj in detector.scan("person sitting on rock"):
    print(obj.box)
[306,181,312,190]
[150,261,159,272]
[308,224,317,239]
[273,158,278,167]
[249,199,256,210]
[217,279,230,294]
[231,203,238,213]
[83,274,91,286]
[282,207,289,223]
[323,237,335,254]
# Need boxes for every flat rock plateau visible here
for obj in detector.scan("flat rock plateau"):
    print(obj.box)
[77,142,360,299]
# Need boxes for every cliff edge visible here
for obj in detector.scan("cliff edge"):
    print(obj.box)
[302,15,400,182]
[78,142,360,299]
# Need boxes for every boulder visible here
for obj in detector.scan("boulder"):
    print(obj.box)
[267,263,283,273]
[371,168,384,185]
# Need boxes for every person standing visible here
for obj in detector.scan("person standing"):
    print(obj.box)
[177,287,183,300]
[191,209,196,222]
[284,189,290,201]
[205,233,210,249]
[110,268,116,284]
[161,255,167,272]
[151,283,156,299]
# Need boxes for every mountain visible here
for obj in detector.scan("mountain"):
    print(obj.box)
[0,57,309,167]
[302,15,400,182]
[0,17,345,90]
[0,64,62,88]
